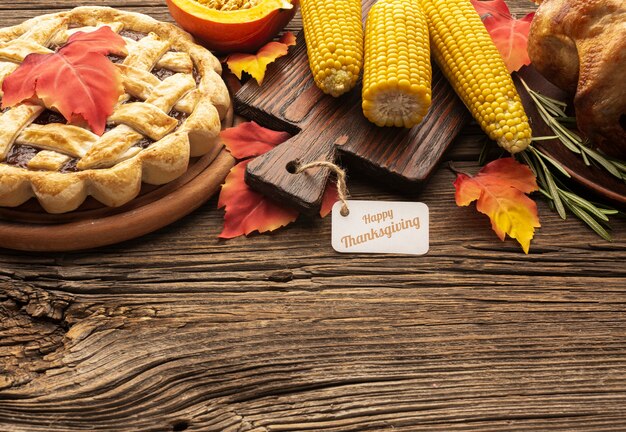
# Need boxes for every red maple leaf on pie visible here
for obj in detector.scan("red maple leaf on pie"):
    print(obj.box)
[1,26,126,135]
[218,121,339,238]
[471,0,535,73]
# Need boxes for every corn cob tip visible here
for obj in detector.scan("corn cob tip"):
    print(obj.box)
[362,87,430,128]
[319,70,355,97]
[498,135,532,154]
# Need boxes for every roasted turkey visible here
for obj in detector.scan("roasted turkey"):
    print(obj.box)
[527,0,626,158]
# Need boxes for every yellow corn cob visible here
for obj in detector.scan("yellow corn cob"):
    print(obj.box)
[419,0,532,153]
[362,0,431,128]
[301,0,364,97]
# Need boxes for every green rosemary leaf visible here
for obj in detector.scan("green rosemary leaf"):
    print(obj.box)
[536,96,566,117]
[581,149,591,166]
[531,147,571,178]
[533,91,568,108]
[606,157,626,173]
[531,136,559,141]
[581,146,623,178]
[538,155,567,219]
[533,158,549,191]
[565,201,613,241]
[478,138,489,166]
[600,209,620,215]
[538,188,553,200]
[552,119,583,144]
[559,190,610,222]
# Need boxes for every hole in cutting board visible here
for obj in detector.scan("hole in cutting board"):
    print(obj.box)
[285,160,299,174]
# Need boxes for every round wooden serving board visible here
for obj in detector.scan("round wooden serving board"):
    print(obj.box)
[0,106,236,252]
[0,150,234,252]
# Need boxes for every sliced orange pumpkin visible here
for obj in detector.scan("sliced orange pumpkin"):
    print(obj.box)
[166,0,298,53]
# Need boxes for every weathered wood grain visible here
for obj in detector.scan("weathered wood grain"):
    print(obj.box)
[2,1,626,431]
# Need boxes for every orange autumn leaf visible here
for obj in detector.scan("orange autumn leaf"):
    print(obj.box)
[1,27,126,135]
[218,121,297,238]
[472,0,510,16]
[471,0,535,73]
[227,32,297,85]
[220,120,291,159]
[218,121,341,238]
[454,158,540,253]
[218,159,299,238]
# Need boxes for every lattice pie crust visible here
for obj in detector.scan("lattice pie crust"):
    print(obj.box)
[0,7,230,213]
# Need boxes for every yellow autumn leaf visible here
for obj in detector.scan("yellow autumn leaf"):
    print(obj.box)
[227,32,296,85]
[454,158,541,253]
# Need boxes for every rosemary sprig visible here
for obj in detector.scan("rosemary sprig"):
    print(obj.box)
[513,79,626,241]
[520,147,616,241]
[519,77,626,181]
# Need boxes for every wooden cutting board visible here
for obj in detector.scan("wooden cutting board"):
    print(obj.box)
[235,0,470,215]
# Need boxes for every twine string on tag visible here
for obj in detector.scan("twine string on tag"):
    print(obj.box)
[291,160,350,216]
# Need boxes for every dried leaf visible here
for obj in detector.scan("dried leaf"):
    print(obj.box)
[454,158,541,253]
[220,120,291,160]
[227,32,297,85]
[218,160,299,239]
[218,120,341,238]
[218,121,297,238]
[471,0,535,73]
[1,27,126,135]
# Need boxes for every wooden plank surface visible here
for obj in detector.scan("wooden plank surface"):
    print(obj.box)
[1,1,626,431]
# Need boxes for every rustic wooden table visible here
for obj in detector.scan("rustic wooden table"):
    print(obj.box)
[2,1,626,431]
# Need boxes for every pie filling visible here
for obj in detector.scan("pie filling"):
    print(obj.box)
[1,29,199,173]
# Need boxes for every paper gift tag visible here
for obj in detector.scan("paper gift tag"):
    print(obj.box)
[331,200,429,255]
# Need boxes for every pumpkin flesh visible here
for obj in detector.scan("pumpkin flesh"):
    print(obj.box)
[166,0,297,53]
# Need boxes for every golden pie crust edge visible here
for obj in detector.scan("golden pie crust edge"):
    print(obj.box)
[0,7,231,214]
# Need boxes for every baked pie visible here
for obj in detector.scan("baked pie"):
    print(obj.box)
[0,7,230,213]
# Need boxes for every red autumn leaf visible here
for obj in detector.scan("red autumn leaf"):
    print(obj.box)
[1,27,125,135]
[471,0,535,73]
[60,28,127,56]
[472,0,512,17]
[227,32,297,85]
[220,120,291,160]
[218,121,297,238]
[218,160,299,238]
[454,158,541,253]
[218,121,341,238]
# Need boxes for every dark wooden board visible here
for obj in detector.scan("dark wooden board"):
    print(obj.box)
[236,0,470,215]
